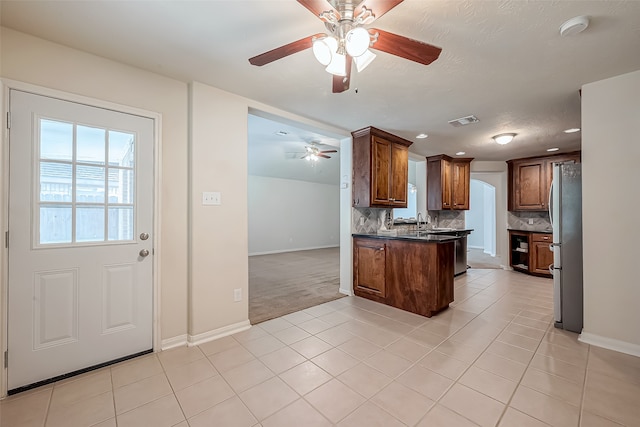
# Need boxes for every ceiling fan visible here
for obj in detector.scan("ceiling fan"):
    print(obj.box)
[248,0,442,93]
[301,143,337,161]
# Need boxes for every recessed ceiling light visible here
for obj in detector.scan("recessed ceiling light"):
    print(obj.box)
[456,151,466,155]
[416,133,428,139]
[547,148,560,152]
[564,128,581,133]
[275,130,289,136]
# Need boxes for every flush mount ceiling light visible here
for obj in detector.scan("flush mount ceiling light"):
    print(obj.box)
[564,128,581,133]
[416,133,429,139]
[493,133,516,145]
[547,147,560,152]
[456,151,466,155]
[560,16,590,37]
[248,1,442,94]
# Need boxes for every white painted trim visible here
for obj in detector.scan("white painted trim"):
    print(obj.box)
[187,320,251,347]
[468,245,484,249]
[249,245,339,257]
[1,80,8,398]
[0,79,163,398]
[339,136,353,302]
[579,331,640,358]
[339,288,353,297]
[161,334,188,351]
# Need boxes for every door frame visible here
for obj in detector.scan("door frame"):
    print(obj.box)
[0,79,163,398]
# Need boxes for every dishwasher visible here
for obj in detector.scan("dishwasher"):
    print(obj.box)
[453,234,468,276]
[434,229,471,276]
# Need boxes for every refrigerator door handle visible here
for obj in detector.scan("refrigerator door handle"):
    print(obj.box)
[549,179,554,229]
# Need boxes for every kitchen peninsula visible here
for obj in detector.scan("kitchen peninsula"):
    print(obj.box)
[352,233,457,317]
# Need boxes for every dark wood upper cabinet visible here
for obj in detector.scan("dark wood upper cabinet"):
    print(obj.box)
[352,127,412,208]
[507,151,581,211]
[427,155,473,210]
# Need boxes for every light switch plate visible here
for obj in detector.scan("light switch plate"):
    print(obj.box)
[202,191,221,205]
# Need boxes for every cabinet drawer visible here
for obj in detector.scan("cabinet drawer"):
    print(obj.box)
[531,233,552,242]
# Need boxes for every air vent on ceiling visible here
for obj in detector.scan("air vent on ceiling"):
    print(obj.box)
[448,115,480,127]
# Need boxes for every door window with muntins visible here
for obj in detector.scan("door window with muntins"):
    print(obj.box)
[37,118,136,246]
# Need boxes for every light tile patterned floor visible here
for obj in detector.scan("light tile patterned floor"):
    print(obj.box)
[2,269,640,426]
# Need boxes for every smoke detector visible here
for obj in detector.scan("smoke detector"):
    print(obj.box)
[560,16,590,37]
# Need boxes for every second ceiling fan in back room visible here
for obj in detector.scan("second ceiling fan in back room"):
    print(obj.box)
[249,0,442,93]
[301,143,337,161]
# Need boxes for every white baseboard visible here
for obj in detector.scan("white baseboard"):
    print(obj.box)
[249,245,339,257]
[579,331,640,357]
[187,320,251,347]
[161,334,188,351]
[468,245,483,250]
[339,287,353,296]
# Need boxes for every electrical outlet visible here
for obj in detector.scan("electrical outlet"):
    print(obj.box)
[359,217,365,226]
[528,218,534,225]
[233,288,242,302]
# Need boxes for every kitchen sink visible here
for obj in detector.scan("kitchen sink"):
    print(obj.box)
[430,227,454,231]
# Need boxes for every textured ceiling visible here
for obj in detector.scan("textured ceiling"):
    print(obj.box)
[2,0,640,163]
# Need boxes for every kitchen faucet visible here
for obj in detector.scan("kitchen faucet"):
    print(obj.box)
[417,212,424,230]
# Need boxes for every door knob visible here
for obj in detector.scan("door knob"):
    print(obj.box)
[140,232,149,240]
[139,249,150,257]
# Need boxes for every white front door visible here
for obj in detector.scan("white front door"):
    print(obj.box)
[7,90,154,391]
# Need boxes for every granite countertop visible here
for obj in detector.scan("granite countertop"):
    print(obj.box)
[352,232,460,243]
[508,228,553,234]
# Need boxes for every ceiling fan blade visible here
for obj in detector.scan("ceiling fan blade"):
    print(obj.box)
[249,33,325,66]
[320,150,338,154]
[317,154,331,159]
[370,28,442,66]
[354,0,403,22]
[332,55,352,93]
[297,0,339,19]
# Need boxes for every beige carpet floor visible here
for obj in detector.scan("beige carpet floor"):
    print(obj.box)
[248,247,344,325]
[467,247,502,269]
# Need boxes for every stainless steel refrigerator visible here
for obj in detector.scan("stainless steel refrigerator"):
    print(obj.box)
[550,162,583,333]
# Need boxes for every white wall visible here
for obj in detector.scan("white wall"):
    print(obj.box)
[248,175,339,255]
[0,27,190,342]
[469,163,508,268]
[0,28,350,394]
[580,69,640,355]
[482,184,496,256]
[467,180,486,248]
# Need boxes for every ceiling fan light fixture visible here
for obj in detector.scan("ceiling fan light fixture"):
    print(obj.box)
[493,133,516,145]
[345,27,370,57]
[354,49,376,72]
[326,51,347,76]
[312,35,337,66]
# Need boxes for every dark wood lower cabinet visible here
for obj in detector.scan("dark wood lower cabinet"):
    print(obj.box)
[509,230,553,278]
[531,233,553,276]
[353,237,455,317]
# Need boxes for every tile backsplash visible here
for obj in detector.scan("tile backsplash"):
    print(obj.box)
[427,210,465,229]
[507,211,552,232]
[352,208,467,233]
